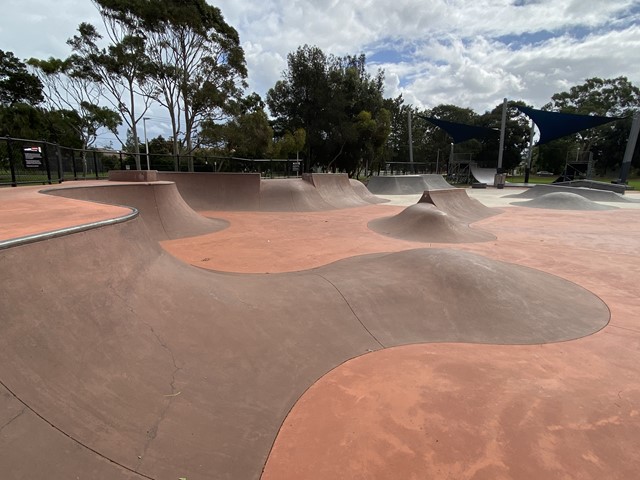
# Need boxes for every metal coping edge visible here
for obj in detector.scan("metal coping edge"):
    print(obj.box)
[0,208,139,250]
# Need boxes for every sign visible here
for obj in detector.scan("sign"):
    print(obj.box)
[292,161,300,171]
[23,146,43,168]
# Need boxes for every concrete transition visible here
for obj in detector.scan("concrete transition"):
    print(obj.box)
[511,192,619,211]
[505,184,640,203]
[470,164,501,186]
[0,184,611,480]
[368,203,496,243]
[366,174,453,195]
[553,179,628,194]
[156,172,383,211]
[418,188,501,224]
[45,182,229,240]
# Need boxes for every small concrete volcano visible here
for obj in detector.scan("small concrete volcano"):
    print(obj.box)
[368,203,495,243]
[511,192,618,211]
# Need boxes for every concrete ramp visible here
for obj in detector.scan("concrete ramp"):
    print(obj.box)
[303,173,371,208]
[44,182,228,240]
[421,174,455,190]
[470,164,499,186]
[368,203,495,243]
[552,179,627,194]
[511,192,618,211]
[157,172,377,211]
[259,178,334,211]
[505,184,639,203]
[349,179,389,204]
[419,188,501,224]
[158,172,261,210]
[366,175,429,195]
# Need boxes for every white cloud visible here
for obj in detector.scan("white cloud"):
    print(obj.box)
[1,0,638,146]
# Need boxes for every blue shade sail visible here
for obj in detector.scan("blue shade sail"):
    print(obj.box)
[516,106,621,145]
[418,115,498,144]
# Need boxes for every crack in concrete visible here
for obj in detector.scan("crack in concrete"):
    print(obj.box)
[314,273,386,349]
[135,321,182,472]
[0,406,27,434]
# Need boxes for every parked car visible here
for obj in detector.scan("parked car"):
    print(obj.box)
[536,171,554,177]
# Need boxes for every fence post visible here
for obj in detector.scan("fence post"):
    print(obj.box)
[119,151,124,170]
[93,151,99,179]
[71,148,77,180]
[56,144,64,183]
[42,141,52,185]
[6,136,17,187]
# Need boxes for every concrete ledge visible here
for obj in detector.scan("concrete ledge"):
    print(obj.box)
[108,170,158,182]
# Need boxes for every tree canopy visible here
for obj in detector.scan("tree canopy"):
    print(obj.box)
[267,45,390,175]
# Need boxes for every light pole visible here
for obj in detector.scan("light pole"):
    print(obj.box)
[143,117,150,170]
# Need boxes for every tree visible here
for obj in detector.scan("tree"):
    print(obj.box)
[68,10,155,169]
[28,56,121,174]
[267,45,389,175]
[0,50,43,106]
[91,0,248,171]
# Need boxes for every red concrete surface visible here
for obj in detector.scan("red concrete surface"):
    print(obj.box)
[262,205,640,480]
[0,184,132,242]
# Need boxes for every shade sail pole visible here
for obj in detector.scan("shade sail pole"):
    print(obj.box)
[619,113,640,184]
[497,98,508,173]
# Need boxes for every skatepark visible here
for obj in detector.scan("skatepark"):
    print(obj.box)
[1,172,640,479]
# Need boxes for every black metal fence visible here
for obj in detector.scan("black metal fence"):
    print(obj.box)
[1,136,306,187]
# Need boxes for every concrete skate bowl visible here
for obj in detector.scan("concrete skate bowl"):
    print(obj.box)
[44,182,229,240]
[157,172,380,211]
[0,202,611,479]
[368,203,496,243]
[505,184,640,203]
[418,188,501,224]
[511,192,619,211]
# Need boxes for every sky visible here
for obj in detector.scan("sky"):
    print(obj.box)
[1,0,639,147]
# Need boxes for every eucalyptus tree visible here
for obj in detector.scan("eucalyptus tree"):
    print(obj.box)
[68,3,156,169]
[28,56,121,174]
[90,0,248,171]
[0,50,43,106]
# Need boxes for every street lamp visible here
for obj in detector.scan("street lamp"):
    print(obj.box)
[143,117,150,170]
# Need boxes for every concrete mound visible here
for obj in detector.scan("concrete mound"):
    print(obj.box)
[511,192,619,211]
[0,215,608,479]
[419,188,501,224]
[505,184,638,203]
[368,203,495,243]
[44,182,228,240]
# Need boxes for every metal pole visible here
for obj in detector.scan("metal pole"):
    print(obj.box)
[408,110,414,173]
[6,136,17,187]
[497,97,508,173]
[524,119,535,184]
[143,117,150,170]
[619,113,640,184]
